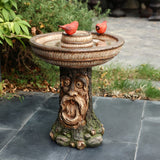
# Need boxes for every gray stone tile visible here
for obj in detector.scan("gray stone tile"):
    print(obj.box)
[0,129,17,150]
[136,120,160,160]
[144,101,160,120]
[92,96,99,104]
[66,140,136,160]
[42,96,59,113]
[94,97,144,143]
[0,110,69,160]
[136,101,160,160]
[0,95,46,129]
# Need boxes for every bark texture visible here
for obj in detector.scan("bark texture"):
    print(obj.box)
[50,67,104,149]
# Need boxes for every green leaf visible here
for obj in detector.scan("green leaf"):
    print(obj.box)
[11,0,17,9]
[0,18,4,22]
[6,22,12,31]
[10,22,14,33]
[1,0,9,3]
[3,4,10,10]
[0,30,4,39]
[4,37,13,47]
[19,23,29,35]
[9,9,16,19]
[13,17,21,22]
[14,22,20,35]
[2,8,9,21]
[0,40,3,44]
[18,20,31,28]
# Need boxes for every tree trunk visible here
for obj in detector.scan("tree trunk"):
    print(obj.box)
[50,67,104,149]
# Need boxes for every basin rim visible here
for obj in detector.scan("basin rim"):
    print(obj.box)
[30,32,124,53]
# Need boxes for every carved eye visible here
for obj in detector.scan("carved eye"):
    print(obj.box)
[64,79,71,87]
[76,81,84,89]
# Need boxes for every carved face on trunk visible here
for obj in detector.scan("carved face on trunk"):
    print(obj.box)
[59,70,89,129]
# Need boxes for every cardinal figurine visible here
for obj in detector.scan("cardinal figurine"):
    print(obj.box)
[96,21,107,34]
[58,21,79,35]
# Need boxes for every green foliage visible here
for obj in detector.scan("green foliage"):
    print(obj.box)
[0,81,3,96]
[92,64,160,100]
[135,64,160,81]
[16,0,108,33]
[145,84,160,99]
[0,0,31,47]
[33,55,59,86]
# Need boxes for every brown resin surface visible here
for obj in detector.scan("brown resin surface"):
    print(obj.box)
[30,31,124,68]
[30,31,124,149]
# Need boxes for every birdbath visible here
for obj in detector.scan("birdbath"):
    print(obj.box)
[30,31,124,149]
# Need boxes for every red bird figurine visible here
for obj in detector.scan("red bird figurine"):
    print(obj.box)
[58,21,79,35]
[96,21,107,34]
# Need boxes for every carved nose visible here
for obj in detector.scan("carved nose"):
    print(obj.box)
[68,90,78,97]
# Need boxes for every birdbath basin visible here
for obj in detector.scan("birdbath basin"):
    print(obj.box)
[30,31,124,150]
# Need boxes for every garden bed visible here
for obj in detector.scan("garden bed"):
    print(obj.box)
[1,64,160,101]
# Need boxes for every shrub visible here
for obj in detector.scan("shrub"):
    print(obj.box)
[0,0,32,74]
[0,0,31,47]
[16,0,107,33]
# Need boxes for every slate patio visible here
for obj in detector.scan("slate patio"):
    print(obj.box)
[0,92,160,160]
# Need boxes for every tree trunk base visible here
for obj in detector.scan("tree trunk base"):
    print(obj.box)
[50,111,104,150]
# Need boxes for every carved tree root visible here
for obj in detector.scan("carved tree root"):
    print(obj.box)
[50,111,104,150]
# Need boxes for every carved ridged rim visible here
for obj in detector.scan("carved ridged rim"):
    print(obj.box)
[32,47,120,62]
[30,32,124,53]
[62,30,91,37]
[61,31,92,44]
[61,40,93,45]
[43,58,113,68]
[61,41,93,48]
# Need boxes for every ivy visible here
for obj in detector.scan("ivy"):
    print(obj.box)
[0,0,31,47]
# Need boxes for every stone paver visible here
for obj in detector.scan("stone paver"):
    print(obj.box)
[0,93,48,129]
[0,93,160,160]
[94,16,160,68]
[94,97,143,143]
[136,101,160,160]
[0,129,17,150]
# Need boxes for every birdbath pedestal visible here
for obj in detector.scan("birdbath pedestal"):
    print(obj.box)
[30,31,124,150]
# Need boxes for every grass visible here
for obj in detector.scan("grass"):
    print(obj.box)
[135,64,160,81]
[0,81,3,96]
[92,64,160,100]
[145,84,160,99]
[1,63,160,101]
